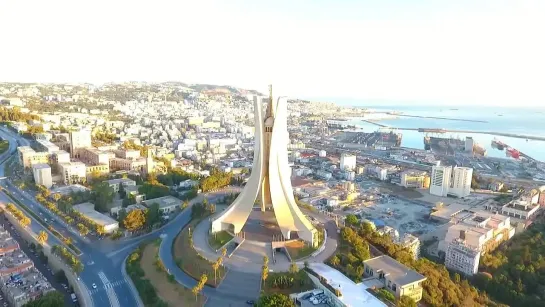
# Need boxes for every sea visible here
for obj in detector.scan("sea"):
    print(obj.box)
[340,105,545,162]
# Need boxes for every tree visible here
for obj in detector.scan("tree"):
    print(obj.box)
[256,293,295,307]
[146,203,161,227]
[221,247,227,259]
[289,262,299,274]
[52,193,62,202]
[37,230,48,246]
[123,209,146,232]
[77,223,89,236]
[212,257,222,284]
[261,265,269,287]
[23,290,64,307]
[345,214,359,226]
[181,200,189,210]
[263,256,269,266]
[397,295,417,307]
[117,208,128,223]
[92,182,115,212]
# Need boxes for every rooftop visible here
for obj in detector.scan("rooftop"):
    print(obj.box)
[104,178,136,185]
[51,184,90,196]
[1,267,53,301]
[0,249,33,276]
[364,255,426,286]
[72,202,119,226]
[309,263,387,307]
[143,196,182,209]
[31,163,51,170]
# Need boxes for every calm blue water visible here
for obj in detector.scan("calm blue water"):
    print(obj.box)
[342,106,545,161]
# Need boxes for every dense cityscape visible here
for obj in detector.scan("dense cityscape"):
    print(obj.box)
[0,81,542,307]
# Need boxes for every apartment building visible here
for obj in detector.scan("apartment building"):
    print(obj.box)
[500,200,540,220]
[17,147,49,168]
[32,164,52,188]
[69,129,92,158]
[143,196,182,214]
[79,148,114,165]
[445,237,481,276]
[440,211,515,275]
[450,167,473,198]
[86,164,110,179]
[399,233,421,260]
[109,157,147,172]
[429,165,452,197]
[35,139,59,153]
[59,161,87,184]
[363,255,427,303]
[0,267,53,307]
[113,148,140,159]
[340,153,356,171]
[400,170,430,189]
[0,249,33,277]
[104,178,136,193]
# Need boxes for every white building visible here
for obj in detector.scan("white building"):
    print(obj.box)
[69,129,92,158]
[465,137,474,153]
[450,167,473,198]
[32,164,52,188]
[72,202,119,233]
[59,162,87,185]
[319,150,327,157]
[340,153,356,171]
[104,178,136,193]
[429,165,452,197]
[445,238,480,276]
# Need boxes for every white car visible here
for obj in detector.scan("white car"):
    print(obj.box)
[92,283,97,289]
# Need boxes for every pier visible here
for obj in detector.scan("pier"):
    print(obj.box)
[385,113,489,123]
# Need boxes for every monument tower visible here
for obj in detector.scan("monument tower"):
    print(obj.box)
[211,86,318,246]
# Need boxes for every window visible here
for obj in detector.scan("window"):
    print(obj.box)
[393,284,397,291]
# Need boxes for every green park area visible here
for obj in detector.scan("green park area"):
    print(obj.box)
[208,230,233,250]
[173,203,226,287]
[0,140,8,154]
[126,241,205,307]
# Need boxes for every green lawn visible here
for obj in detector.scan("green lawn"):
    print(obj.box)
[285,240,317,261]
[263,270,314,296]
[173,219,226,287]
[0,140,8,154]
[208,230,233,250]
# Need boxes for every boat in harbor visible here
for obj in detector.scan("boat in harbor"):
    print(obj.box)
[491,138,505,150]
[507,148,520,159]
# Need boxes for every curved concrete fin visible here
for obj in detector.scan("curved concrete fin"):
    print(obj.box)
[273,97,317,243]
[211,99,265,234]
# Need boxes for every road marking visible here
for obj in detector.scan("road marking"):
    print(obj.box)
[97,271,120,307]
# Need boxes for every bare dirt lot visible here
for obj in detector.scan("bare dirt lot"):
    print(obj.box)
[141,243,205,307]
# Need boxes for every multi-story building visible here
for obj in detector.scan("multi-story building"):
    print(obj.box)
[500,200,540,220]
[69,129,92,158]
[35,139,60,153]
[109,157,147,172]
[32,164,52,188]
[86,164,110,179]
[429,165,452,197]
[400,170,430,189]
[399,233,421,260]
[17,147,49,168]
[440,211,515,275]
[340,153,356,171]
[1,267,53,307]
[450,167,473,198]
[363,255,427,303]
[59,161,87,184]
[465,137,474,153]
[113,149,140,159]
[79,148,113,166]
[0,249,33,277]
[445,238,480,276]
[104,178,136,193]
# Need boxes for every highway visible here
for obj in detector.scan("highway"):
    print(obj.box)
[0,128,139,307]
[0,125,248,307]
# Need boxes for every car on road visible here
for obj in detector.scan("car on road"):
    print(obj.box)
[246,300,254,305]
[92,283,97,289]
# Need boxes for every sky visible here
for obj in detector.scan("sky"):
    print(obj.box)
[0,0,544,107]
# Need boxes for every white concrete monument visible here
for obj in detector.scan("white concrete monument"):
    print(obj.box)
[211,86,318,246]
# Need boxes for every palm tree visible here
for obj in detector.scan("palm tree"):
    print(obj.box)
[212,257,222,284]
[191,285,199,302]
[261,265,269,287]
[37,230,48,246]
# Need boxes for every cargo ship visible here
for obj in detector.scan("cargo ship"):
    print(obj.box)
[506,148,520,159]
[491,138,505,150]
